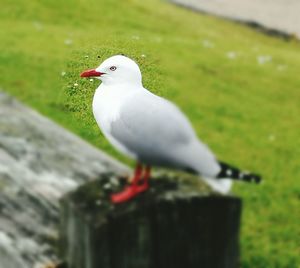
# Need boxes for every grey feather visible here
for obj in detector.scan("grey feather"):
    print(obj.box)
[110,91,195,166]
[109,90,219,176]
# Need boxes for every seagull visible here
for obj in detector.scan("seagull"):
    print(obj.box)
[80,55,261,203]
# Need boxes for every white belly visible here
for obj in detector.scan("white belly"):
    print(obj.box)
[92,85,137,159]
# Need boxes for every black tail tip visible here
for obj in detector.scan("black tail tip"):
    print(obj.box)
[234,170,262,184]
[245,173,262,184]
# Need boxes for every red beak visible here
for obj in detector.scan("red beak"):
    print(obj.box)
[80,69,104,77]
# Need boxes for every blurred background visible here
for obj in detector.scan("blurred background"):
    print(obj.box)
[1,0,299,267]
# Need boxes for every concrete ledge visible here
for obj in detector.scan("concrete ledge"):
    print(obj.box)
[0,92,129,268]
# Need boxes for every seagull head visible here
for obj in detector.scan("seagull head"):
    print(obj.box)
[80,55,142,86]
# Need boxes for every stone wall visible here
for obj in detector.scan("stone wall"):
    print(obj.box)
[0,92,129,268]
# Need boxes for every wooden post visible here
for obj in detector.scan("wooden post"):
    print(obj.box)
[59,173,242,268]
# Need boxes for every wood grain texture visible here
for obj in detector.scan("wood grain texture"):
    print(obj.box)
[60,175,242,268]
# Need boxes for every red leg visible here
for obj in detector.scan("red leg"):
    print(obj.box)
[111,163,144,204]
[131,163,143,185]
[137,166,151,193]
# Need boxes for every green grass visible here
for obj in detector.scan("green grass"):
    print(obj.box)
[1,0,300,266]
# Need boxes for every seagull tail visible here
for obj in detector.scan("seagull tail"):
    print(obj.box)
[217,161,262,184]
[201,161,261,194]
[201,177,233,194]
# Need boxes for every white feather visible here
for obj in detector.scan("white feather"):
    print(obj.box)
[202,177,232,194]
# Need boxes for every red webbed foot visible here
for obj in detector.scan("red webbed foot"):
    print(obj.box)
[110,164,151,204]
[111,184,141,203]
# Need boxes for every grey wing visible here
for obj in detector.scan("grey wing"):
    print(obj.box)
[109,91,197,168]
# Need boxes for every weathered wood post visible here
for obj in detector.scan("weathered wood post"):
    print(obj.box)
[59,173,242,268]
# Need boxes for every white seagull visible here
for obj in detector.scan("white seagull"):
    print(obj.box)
[81,55,261,203]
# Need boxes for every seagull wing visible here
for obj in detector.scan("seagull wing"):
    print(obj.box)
[109,89,216,173]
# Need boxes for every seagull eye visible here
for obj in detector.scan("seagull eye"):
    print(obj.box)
[110,66,117,71]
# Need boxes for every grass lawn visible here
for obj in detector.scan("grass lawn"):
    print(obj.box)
[1,0,299,266]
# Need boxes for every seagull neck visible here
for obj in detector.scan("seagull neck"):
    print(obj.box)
[99,82,143,93]
[102,80,143,88]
